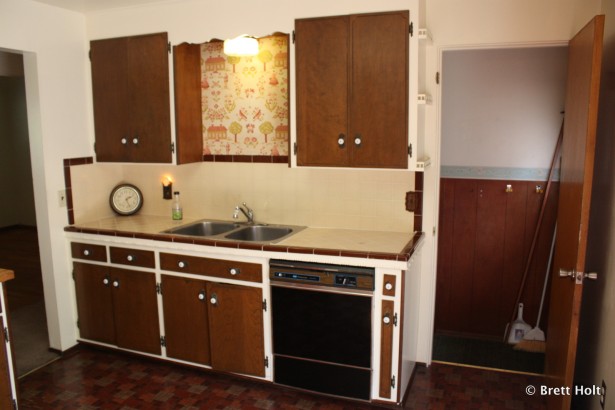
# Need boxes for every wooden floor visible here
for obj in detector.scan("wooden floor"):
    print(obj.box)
[0,225,45,310]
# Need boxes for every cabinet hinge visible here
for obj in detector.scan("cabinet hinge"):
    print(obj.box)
[394,312,398,327]
[93,142,96,154]
[391,375,396,389]
[160,336,166,347]
[409,22,414,37]
[262,299,267,312]
[156,283,162,295]
[292,30,295,44]
[77,320,80,329]
[72,269,75,280]
[88,49,91,61]
[436,71,440,85]
[408,144,413,158]
[170,142,175,154]
[293,142,297,156]
[168,41,172,54]
[3,327,9,343]
[264,356,269,368]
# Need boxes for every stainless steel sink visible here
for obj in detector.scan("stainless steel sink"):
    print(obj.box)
[163,220,240,236]
[224,225,294,242]
[162,220,304,243]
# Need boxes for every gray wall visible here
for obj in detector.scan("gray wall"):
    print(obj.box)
[441,46,568,180]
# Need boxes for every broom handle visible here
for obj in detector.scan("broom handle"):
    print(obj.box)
[535,225,557,325]
[505,122,563,341]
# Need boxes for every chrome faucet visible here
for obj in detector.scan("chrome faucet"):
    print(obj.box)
[233,202,255,224]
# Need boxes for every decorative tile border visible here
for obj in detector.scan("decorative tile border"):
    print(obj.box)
[441,166,560,181]
[202,154,288,163]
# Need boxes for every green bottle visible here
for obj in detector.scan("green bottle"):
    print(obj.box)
[172,191,183,220]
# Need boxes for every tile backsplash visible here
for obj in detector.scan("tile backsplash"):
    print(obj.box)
[70,162,415,233]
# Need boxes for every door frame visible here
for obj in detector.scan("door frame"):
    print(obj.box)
[422,40,569,364]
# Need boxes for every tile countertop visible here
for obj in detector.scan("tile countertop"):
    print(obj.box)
[65,215,424,262]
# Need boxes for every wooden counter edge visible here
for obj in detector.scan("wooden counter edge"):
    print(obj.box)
[0,269,15,283]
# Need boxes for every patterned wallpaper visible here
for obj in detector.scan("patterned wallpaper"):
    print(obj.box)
[200,34,289,157]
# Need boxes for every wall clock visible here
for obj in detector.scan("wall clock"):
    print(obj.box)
[109,183,143,216]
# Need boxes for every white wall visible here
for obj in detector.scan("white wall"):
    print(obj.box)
[0,0,91,349]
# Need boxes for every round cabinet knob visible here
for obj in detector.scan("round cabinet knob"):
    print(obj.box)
[385,282,393,291]
[83,249,90,256]
[210,294,217,305]
[383,314,391,325]
[229,268,240,276]
[197,292,205,301]
[126,255,134,262]
[354,136,362,146]
[112,280,119,288]
[103,278,109,286]
[178,261,186,269]
[121,138,127,145]
[132,137,139,145]
[337,133,345,147]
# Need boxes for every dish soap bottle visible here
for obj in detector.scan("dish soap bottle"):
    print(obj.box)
[172,191,183,220]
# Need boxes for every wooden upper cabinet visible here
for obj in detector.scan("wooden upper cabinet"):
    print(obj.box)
[296,11,409,169]
[90,32,172,163]
[173,43,203,165]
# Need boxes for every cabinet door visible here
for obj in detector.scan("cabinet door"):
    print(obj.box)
[0,317,14,409]
[161,275,210,364]
[296,16,349,167]
[379,299,395,399]
[90,32,171,163]
[127,33,172,163]
[111,267,161,355]
[74,262,116,345]
[350,11,409,168]
[91,36,131,162]
[207,282,265,377]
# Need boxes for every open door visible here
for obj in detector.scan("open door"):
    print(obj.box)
[544,15,604,410]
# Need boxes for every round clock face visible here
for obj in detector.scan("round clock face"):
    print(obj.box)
[109,184,143,216]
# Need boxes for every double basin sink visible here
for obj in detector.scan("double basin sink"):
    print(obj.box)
[162,220,305,244]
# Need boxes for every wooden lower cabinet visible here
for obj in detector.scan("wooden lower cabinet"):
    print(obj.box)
[207,282,265,377]
[379,299,395,399]
[161,276,265,377]
[74,262,161,355]
[161,275,211,365]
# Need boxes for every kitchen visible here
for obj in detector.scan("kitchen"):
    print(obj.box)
[1,0,615,409]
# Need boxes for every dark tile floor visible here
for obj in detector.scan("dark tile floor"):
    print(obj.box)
[18,347,546,409]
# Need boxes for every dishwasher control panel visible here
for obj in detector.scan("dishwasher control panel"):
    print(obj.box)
[270,260,374,291]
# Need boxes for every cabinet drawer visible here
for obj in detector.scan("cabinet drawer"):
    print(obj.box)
[160,253,262,283]
[71,242,107,262]
[382,274,397,297]
[110,247,155,269]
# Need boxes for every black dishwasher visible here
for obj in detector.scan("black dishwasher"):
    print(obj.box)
[270,259,374,401]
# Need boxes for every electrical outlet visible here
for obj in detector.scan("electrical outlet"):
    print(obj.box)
[601,380,607,409]
[58,189,67,208]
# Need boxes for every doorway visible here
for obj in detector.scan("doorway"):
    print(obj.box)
[0,50,59,377]
[432,46,568,374]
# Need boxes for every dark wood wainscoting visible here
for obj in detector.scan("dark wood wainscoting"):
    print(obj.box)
[435,178,558,339]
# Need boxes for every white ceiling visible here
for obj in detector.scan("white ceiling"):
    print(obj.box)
[31,0,173,13]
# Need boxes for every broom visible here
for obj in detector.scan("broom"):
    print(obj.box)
[514,225,556,353]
